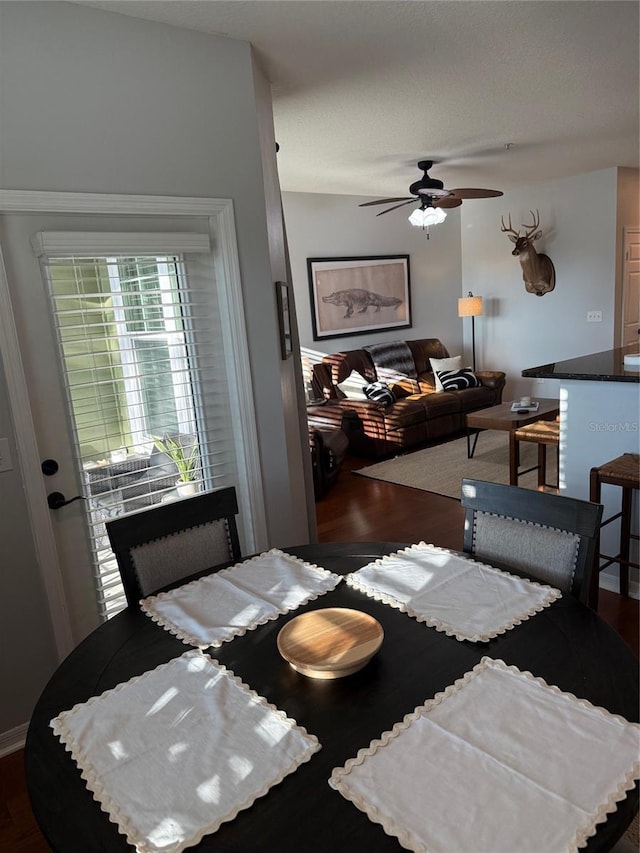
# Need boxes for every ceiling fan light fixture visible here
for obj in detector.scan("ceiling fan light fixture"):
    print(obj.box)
[360,159,502,222]
[409,206,447,227]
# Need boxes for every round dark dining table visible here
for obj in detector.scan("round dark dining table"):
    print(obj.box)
[25,541,639,853]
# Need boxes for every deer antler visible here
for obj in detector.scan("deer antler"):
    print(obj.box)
[521,209,540,238]
[500,213,520,237]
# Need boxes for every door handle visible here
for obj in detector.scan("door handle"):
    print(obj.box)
[47,491,86,510]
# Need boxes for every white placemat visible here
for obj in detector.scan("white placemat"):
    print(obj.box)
[345,542,561,642]
[51,650,320,853]
[141,548,342,648]
[330,657,640,853]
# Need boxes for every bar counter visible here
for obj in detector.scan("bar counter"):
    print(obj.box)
[521,346,639,596]
[522,345,640,383]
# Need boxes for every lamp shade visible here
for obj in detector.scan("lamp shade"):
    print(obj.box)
[408,206,447,227]
[458,293,483,318]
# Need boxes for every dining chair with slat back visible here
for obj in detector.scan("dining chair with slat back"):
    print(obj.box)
[106,486,242,607]
[460,479,603,604]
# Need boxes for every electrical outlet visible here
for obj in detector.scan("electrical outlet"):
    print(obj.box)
[0,437,13,473]
[587,310,602,322]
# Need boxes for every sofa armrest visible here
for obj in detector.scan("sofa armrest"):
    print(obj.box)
[476,371,506,403]
[476,371,506,390]
[307,402,347,431]
[332,399,388,428]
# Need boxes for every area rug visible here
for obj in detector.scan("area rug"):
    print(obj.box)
[354,430,557,500]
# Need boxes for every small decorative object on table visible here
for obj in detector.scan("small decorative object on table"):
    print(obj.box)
[277,607,384,679]
[511,399,539,413]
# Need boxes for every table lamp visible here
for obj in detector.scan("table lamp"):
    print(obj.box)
[458,292,483,371]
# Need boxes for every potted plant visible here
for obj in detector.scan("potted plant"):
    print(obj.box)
[151,434,200,497]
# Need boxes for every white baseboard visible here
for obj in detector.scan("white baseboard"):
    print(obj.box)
[0,721,29,757]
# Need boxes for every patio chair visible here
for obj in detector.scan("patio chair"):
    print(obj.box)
[461,479,603,603]
[106,486,241,606]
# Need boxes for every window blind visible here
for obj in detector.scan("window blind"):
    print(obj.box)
[37,234,239,619]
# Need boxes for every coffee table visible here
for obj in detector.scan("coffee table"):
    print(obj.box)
[465,398,560,459]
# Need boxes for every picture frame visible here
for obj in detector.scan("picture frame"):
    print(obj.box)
[307,255,411,341]
[275,281,293,359]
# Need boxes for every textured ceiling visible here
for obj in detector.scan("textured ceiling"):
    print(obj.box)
[78,1,639,198]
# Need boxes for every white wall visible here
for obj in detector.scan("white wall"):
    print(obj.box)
[252,59,315,540]
[283,171,628,398]
[461,167,638,593]
[562,381,640,499]
[283,171,625,392]
[0,358,58,749]
[0,3,310,546]
[461,169,619,402]
[0,2,309,740]
[562,380,639,593]
[283,192,464,359]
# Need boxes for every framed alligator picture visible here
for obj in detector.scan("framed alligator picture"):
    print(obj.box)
[307,255,411,340]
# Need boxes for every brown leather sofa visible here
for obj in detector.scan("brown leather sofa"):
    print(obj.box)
[308,338,506,458]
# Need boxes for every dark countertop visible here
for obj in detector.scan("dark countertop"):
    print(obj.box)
[522,345,640,383]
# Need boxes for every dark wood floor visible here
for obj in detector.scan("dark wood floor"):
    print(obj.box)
[2,454,638,852]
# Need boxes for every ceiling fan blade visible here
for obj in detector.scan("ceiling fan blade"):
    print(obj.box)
[359,197,413,207]
[433,197,463,209]
[376,199,418,216]
[448,188,504,199]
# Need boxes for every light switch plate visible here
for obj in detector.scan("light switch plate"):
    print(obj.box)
[0,437,13,472]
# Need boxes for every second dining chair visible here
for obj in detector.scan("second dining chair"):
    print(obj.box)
[106,486,242,607]
[461,478,603,604]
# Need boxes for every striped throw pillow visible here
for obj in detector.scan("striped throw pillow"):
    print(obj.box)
[436,368,480,391]
[364,381,395,405]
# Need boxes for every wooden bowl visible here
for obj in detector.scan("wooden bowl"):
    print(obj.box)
[277,607,384,679]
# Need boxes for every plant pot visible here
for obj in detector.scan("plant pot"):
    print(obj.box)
[175,480,198,497]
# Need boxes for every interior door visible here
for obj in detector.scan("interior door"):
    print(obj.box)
[621,228,640,347]
[0,211,241,642]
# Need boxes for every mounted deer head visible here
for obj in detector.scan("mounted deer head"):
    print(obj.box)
[501,209,555,296]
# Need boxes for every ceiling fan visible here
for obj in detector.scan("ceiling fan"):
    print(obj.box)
[359,160,503,219]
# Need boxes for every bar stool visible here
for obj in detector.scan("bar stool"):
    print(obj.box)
[588,452,639,609]
[509,419,559,490]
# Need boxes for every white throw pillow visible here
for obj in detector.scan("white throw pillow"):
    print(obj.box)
[429,355,462,392]
[336,370,369,400]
